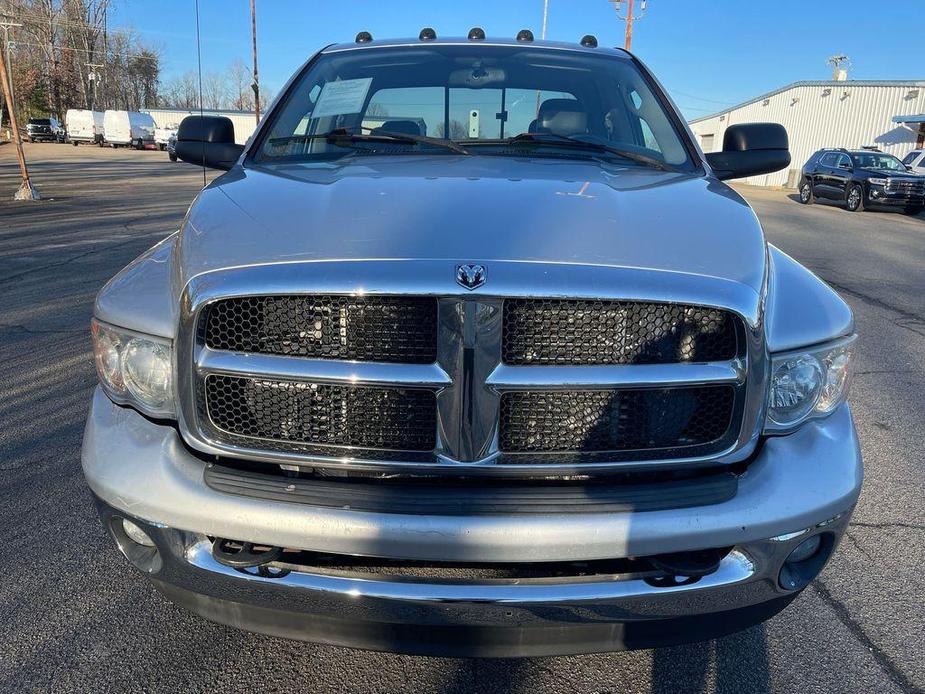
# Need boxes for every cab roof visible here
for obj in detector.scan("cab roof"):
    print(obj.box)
[321,35,632,59]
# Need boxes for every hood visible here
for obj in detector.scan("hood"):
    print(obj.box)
[863,167,922,179]
[176,155,767,295]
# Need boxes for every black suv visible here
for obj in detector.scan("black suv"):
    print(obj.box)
[25,117,64,143]
[799,148,925,214]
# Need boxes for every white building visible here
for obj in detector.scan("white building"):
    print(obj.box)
[142,107,259,145]
[688,80,925,187]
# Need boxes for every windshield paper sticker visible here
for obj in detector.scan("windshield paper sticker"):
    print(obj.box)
[312,78,373,118]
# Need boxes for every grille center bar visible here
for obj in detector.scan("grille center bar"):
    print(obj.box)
[435,298,504,462]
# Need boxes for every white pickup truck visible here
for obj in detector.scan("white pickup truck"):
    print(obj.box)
[154,123,179,151]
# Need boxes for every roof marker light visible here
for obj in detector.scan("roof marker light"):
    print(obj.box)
[419,27,437,41]
[516,29,534,42]
[355,31,373,43]
[468,27,486,40]
[580,34,598,48]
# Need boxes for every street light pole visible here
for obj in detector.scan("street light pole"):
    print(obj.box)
[0,30,39,200]
[250,0,260,123]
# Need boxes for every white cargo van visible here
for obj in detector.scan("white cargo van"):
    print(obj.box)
[65,109,105,146]
[103,110,156,149]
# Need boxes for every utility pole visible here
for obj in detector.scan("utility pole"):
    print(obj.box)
[826,54,850,81]
[610,0,648,52]
[0,21,21,134]
[0,30,39,200]
[250,0,260,123]
[86,62,103,110]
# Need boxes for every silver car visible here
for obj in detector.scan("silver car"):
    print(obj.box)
[83,31,861,657]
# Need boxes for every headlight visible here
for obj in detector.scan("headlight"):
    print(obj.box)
[91,319,175,418]
[868,177,888,186]
[764,335,855,433]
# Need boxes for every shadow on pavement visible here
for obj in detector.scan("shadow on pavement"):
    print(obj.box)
[650,626,769,694]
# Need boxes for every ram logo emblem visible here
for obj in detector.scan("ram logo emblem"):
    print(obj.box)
[456,264,486,290]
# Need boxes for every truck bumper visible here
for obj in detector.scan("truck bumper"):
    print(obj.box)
[83,388,862,656]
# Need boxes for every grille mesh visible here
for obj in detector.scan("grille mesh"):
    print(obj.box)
[503,299,738,366]
[499,386,735,453]
[205,375,437,451]
[204,295,438,364]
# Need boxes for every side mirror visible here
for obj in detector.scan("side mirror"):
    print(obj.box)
[175,115,245,171]
[705,123,790,181]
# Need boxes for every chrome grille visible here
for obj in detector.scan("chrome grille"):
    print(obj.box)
[886,179,925,195]
[180,264,757,474]
[502,299,738,365]
[204,295,438,364]
[205,374,437,451]
[499,386,735,453]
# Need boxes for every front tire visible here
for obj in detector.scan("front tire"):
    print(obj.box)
[903,205,924,216]
[799,180,814,204]
[846,184,865,212]
[168,151,178,162]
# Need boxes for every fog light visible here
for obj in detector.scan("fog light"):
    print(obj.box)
[779,533,833,591]
[122,518,155,547]
[787,534,821,563]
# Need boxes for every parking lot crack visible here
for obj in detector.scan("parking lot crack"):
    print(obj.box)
[0,323,86,335]
[850,521,925,532]
[0,230,155,287]
[812,580,919,692]
[842,529,874,562]
[820,278,925,330]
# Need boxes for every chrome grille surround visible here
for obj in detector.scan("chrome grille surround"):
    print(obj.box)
[885,179,925,196]
[176,260,767,476]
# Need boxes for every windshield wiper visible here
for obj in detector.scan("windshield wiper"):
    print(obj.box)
[268,127,469,155]
[464,132,671,171]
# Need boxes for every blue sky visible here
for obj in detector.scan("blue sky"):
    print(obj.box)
[114,0,925,120]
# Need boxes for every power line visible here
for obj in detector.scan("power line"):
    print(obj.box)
[667,88,735,106]
[7,39,157,61]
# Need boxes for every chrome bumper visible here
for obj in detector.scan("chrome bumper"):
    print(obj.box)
[83,388,862,655]
[82,388,862,562]
[93,496,846,656]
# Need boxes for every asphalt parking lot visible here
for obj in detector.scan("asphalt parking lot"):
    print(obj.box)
[1,142,923,693]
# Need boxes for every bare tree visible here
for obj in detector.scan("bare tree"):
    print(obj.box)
[435,120,467,139]
[0,0,160,118]
[160,71,198,109]
[228,58,249,110]
[202,71,228,110]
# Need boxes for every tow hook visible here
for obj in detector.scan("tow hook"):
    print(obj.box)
[645,548,727,587]
[212,538,283,569]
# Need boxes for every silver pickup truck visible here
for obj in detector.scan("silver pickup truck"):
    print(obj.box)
[82,31,861,657]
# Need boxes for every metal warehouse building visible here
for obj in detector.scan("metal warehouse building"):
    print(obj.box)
[688,80,925,187]
[142,107,259,145]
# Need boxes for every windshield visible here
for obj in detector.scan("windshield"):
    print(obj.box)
[253,45,693,170]
[850,152,908,171]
